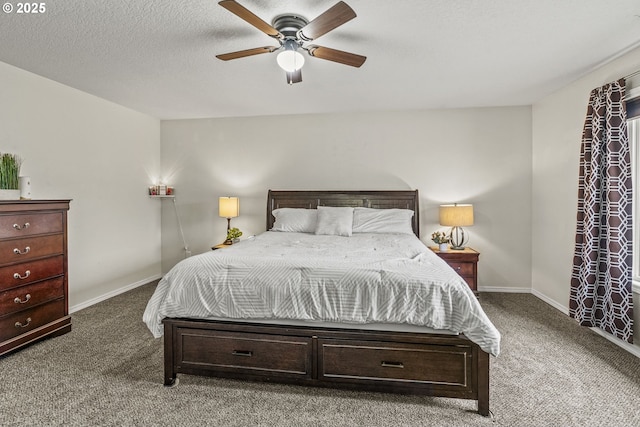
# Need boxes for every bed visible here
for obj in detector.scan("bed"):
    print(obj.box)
[144,190,500,416]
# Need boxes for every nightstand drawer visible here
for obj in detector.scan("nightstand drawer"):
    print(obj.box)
[0,255,64,291]
[0,298,65,342]
[0,213,63,239]
[0,277,64,316]
[447,262,474,276]
[430,247,479,293]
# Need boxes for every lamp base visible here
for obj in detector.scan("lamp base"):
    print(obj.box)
[448,226,469,250]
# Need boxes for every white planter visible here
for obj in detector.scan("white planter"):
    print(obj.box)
[0,189,20,200]
[439,243,448,252]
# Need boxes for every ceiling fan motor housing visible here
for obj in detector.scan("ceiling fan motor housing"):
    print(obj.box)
[273,14,309,48]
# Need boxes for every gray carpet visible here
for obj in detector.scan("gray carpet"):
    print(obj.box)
[1,282,639,427]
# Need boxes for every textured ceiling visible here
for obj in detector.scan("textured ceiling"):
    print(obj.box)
[1,0,640,120]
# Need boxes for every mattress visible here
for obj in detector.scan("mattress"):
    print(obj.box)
[143,231,501,356]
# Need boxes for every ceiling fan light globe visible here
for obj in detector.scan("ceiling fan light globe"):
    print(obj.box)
[277,50,305,72]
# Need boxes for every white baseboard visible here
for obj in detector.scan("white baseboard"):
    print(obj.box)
[529,289,639,358]
[531,288,570,315]
[589,327,640,358]
[479,285,531,293]
[69,274,162,314]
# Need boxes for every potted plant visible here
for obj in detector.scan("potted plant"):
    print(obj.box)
[431,231,450,252]
[0,153,22,200]
[225,227,243,245]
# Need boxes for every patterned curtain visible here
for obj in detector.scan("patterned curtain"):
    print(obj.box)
[570,79,634,343]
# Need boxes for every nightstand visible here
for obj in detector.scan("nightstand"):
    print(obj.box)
[430,247,479,293]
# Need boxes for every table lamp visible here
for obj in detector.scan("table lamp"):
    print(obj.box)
[219,196,239,243]
[439,203,474,250]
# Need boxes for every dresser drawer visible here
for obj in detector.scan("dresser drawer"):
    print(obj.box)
[0,277,64,316]
[179,329,312,378]
[319,339,472,388]
[447,262,474,277]
[0,234,63,264]
[0,212,63,239]
[0,298,65,342]
[0,255,64,291]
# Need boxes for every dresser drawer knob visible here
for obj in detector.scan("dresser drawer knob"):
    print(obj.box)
[232,350,253,357]
[13,246,30,255]
[15,317,32,328]
[13,270,31,280]
[12,222,30,230]
[14,294,31,304]
[381,361,404,369]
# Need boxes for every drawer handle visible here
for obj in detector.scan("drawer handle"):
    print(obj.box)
[381,361,404,369]
[14,270,31,280]
[14,294,31,304]
[13,222,30,230]
[13,246,30,255]
[15,317,32,328]
[232,350,253,357]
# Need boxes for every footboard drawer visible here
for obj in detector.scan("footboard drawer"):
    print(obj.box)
[318,338,474,393]
[176,328,313,379]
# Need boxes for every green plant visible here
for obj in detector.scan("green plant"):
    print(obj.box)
[226,227,243,241]
[0,153,22,190]
[431,231,450,244]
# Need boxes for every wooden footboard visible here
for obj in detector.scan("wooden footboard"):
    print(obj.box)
[163,318,490,416]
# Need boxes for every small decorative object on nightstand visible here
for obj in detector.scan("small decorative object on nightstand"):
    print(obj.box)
[430,246,479,293]
[431,231,450,252]
[226,227,243,244]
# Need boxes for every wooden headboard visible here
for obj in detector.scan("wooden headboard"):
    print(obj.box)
[267,190,420,237]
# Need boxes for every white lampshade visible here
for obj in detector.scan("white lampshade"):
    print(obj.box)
[439,204,474,227]
[277,50,305,72]
[219,197,239,218]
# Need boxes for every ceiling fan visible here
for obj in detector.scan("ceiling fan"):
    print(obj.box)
[216,0,366,84]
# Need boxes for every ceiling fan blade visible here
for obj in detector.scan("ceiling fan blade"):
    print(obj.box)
[218,0,282,39]
[286,69,302,85]
[307,45,366,68]
[216,46,279,61]
[297,1,356,42]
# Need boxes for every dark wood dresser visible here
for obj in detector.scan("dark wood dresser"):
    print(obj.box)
[0,200,71,356]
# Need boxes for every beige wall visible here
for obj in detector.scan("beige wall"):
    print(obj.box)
[0,61,162,309]
[532,45,640,348]
[160,107,533,291]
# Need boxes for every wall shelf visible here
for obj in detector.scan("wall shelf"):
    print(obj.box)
[149,195,175,199]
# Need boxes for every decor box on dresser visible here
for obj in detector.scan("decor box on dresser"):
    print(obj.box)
[0,200,71,356]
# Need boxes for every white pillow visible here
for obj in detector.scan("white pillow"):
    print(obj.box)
[271,208,317,233]
[352,207,414,234]
[314,206,354,237]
